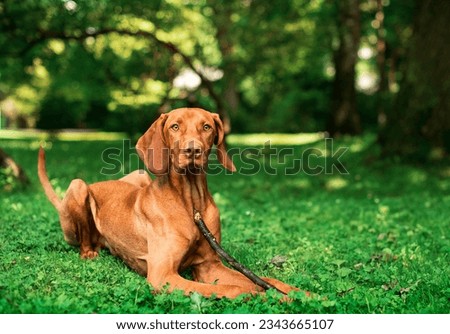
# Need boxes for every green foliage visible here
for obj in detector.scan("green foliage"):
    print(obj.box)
[0,167,21,191]
[1,134,449,313]
[2,0,418,134]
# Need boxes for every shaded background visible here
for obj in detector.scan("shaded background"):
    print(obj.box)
[1,0,449,159]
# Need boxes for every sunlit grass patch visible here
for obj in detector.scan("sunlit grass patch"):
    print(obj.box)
[227,132,325,146]
[0,129,125,141]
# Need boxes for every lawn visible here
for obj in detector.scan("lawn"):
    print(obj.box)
[0,133,449,313]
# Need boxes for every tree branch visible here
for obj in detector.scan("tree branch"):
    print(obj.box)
[26,27,225,120]
[193,210,287,295]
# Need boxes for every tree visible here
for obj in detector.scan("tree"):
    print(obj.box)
[373,0,388,127]
[0,0,225,132]
[328,0,362,136]
[369,0,416,131]
[380,0,450,158]
[5,0,421,135]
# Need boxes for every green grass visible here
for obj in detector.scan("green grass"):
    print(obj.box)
[0,129,125,141]
[0,133,449,313]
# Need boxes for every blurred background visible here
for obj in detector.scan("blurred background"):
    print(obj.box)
[0,0,449,159]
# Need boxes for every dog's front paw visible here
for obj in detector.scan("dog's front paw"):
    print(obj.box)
[80,250,99,259]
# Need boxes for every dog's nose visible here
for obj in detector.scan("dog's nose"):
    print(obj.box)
[182,142,203,158]
[183,147,202,157]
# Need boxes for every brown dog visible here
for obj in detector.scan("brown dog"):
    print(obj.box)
[38,107,297,298]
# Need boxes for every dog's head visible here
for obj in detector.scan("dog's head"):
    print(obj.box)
[136,108,236,175]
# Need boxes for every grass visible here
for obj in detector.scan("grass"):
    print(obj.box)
[0,132,449,314]
[0,129,125,141]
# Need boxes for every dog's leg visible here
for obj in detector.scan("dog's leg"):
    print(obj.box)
[193,260,299,295]
[144,229,257,298]
[193,261,267,292]
[149,272,254,298]
[259,277,302,294]
[60,179,101,259]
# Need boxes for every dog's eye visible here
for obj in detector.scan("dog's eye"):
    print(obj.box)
[203,124,212,131]
[171,124,179,131]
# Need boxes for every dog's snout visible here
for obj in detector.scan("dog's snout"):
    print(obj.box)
[183,147,202,156]
[182,141,204,158]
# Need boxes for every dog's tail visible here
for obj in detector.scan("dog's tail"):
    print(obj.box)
[38,147,62,210]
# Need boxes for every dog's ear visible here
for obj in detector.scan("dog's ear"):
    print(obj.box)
[212,113,236,172]
[136,114,169,176]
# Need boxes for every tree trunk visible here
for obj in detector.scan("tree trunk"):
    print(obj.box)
[208,0,238,134]
[375,0,388,128]
[381,0,450,158]
[328,0,362,137]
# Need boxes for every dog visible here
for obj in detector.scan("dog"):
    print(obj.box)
[38,107,298,298]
